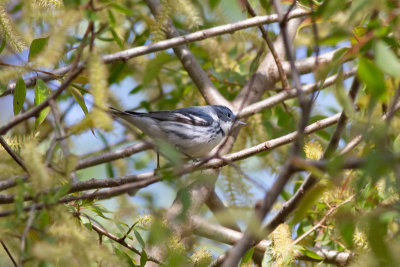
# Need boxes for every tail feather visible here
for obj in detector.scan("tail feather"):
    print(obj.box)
[109,107,142,117]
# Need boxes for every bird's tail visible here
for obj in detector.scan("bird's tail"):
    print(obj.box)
[109,107,142,117]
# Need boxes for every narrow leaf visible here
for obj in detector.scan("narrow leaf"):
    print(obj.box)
[110,3,134,15]
[357,57,386,100]
[13,78,26,115]
[134,229,145,248]
[69,86,89,114]
[393,133,400,153]
[0,34,6,55]
[34,79,51,126]
[241,248,254,264]
[28,37,48,61]
[374,40,400,79]
[140,249,147,267]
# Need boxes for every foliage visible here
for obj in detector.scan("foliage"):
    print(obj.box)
[0,0,399,266]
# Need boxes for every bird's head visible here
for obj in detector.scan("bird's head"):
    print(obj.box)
[212,105,246,135]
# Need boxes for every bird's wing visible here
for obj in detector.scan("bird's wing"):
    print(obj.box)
[126,107,214,127]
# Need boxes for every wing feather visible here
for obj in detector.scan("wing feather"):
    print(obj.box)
[125,107,213,127]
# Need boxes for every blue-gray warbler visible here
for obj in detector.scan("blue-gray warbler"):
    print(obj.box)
[110,105,246,158]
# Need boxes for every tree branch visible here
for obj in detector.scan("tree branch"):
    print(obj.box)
[0,240,17,267]
[0,112,343,205]
[0,67,83,135]
[0,136,27,172]
[192,216,353,266]
[2,9,309,97]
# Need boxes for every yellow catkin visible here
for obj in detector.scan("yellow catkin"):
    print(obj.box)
[34,10,80,67]
[150,0,172,42]
[190,247,212,266]
[200,38,238,72]
[304,140,323,160]
[89,50,113,131]
[138,214,154,229]
[270,223,294,266]
[172,0,203,29]
[20,140,51,191]
[34,0,63,8]
[0,5,27,52]
[32,208,122,266]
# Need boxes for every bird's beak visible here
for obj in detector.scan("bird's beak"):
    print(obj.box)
[235,120,247,125]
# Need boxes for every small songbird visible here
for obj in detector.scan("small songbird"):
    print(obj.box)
[110,105,246,158]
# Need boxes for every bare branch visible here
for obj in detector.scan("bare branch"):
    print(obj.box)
[76,141,152,170]
[19,205,35,267]
[239,68,356,118]
[222,1,313,263]
[192,216,353,266]
[144,0,229,107]
[205,190,241,232]
[0,155,378,217]
[266,77,360,234]
[0,67,83,135]
[0,240,17,267]
[243,0,290,90]
[0,112,342,205]
[2,9,309,97]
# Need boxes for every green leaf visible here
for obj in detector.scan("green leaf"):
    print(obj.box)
[339,218,354,249]
[374,40,400,79]
[49,184,71,203]
[143,53,174,85]
[261,247,274,267]
[0,34,6,55]
[70,86,89,115]
[334,71,356,115]
[208,0,221,9]
[115,247,137,267]
[129,85,143,95]
[357,57,386,100]
[134,229,146,248]
[241,248,254,264]
[28,37,48,61]
[108,62,128,84]
[110,27,124,48]
[34,79,51,126]
[393,133,400,153]
[110,3,134,16]
[107,10,116,27]
[296,246,323,260]
[13,78,27,115]
[87,205,111,220]
[316,0,346,19]
[140,249,147,267]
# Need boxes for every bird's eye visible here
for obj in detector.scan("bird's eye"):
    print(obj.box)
[227,113,231,118]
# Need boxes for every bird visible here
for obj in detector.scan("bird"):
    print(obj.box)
[110,105,246,161]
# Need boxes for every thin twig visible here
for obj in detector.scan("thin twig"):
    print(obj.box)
[77,213,161,264]
[265,77,360,236]
[19,205,36,267]
[243,0,290,90]
[49,99,78,182]
[0,240,17,267]
[0,136,28,172]
[293,195,355,245]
